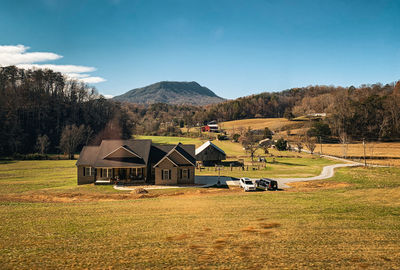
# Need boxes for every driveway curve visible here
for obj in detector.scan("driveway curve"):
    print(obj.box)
[195,156,365,189]
[114,155,373,191]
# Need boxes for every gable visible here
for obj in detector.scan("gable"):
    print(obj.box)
[168,150,192,165]
[104,146,140,159]
[154,157,177,168]
[195,141,225,156]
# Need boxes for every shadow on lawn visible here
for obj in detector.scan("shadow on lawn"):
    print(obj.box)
[271,161,306,166]
[0,160,16,165]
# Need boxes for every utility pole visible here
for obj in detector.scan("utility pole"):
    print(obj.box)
[363,138,367,167]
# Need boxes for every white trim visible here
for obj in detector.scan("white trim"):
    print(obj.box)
[162,169,171,180]
[153,156,178,168]
[195,141,225,156]
[103,145,141,159]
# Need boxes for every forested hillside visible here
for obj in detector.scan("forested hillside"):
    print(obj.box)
[1,65,399,157]
[194,83,400,141]
[125,82,400,141]
[0,66,132,156]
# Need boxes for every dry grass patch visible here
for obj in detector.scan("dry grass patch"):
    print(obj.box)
[287,180,352,192]
[220,118,298,134]
[316,142,400,158]
[259,222,281,229]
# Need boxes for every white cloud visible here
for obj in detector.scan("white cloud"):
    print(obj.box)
[103,94,114,99]
[80,76,106,83]
[0,45,62,66]
[0,44,105,84]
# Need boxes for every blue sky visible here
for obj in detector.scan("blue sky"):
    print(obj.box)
[0,0,399,99]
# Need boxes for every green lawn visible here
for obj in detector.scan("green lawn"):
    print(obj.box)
[197,156,338,178]
[0,160,400,268]
[0,160,122,196]
[136,135,204,147]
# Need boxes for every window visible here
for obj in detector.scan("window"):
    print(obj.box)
[84,167,96,176]
[182,169,188,179]
[101,168,112,178]
[84,167,94,176]
[162,169,171,180]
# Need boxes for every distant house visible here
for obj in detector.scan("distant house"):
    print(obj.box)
[76,139,196,185]
[195,141,226,165]
[201,120,219,132]
[307,113,327,117]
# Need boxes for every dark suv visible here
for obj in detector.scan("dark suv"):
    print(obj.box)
[256,178,278,190]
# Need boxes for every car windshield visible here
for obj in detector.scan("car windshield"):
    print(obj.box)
[245,181,253,185]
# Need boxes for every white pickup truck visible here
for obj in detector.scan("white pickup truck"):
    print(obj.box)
[239,177,256,192]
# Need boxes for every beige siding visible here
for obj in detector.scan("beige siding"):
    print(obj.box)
[77,166,95,185]
[154,158,195,185]
[177,166,195,184]
[155,158,177,185]
[106,147,136,158]
[169,150,191,165]
[155,167,178,185]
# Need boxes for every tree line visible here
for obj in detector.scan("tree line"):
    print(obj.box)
[2,65,399,158]
[120,81,400,142]
[0,66,132,157]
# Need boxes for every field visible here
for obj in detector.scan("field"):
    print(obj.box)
[196,156,338,179]
[137,135,339,178]
[219,118,300,134]
[313,142,400,167]
[1,160,400,268]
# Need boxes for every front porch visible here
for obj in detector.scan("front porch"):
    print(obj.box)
[95,167,147,185]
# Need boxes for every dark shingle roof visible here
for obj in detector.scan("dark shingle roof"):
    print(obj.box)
[93,139,152,168]
[152,143,196,167]
[76,146,100,166]
[76,139,195,168]
[174,143,196,165]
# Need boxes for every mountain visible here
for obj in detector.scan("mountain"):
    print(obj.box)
[113,81,225,106]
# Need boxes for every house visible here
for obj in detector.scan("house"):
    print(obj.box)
[195,141,226,165]
[76,139,196,185]
[307,113,327,117]
[201,121,219,132]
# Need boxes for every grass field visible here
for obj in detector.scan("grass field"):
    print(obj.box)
[1,160,400,268]
[219,118,300,133]
[310,142,400,167]
[137,135,339,176]
[196,156,337,178]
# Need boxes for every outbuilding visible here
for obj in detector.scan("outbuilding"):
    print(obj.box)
[195,141,226,165]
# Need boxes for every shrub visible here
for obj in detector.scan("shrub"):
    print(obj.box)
[275,138,287,151]
[232,133,241,142]
[13,153,49,160]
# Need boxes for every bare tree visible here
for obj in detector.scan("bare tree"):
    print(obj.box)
[85,126,93,146]
[339,132,349,158]
[60,124,86,159]
[296,141,303,153]
[305,135,316,154]
[35,135,50,154]
[241,127,261,164]
[259,139,272,154]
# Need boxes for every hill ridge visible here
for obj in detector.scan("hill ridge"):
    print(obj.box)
[113,81,225,106]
